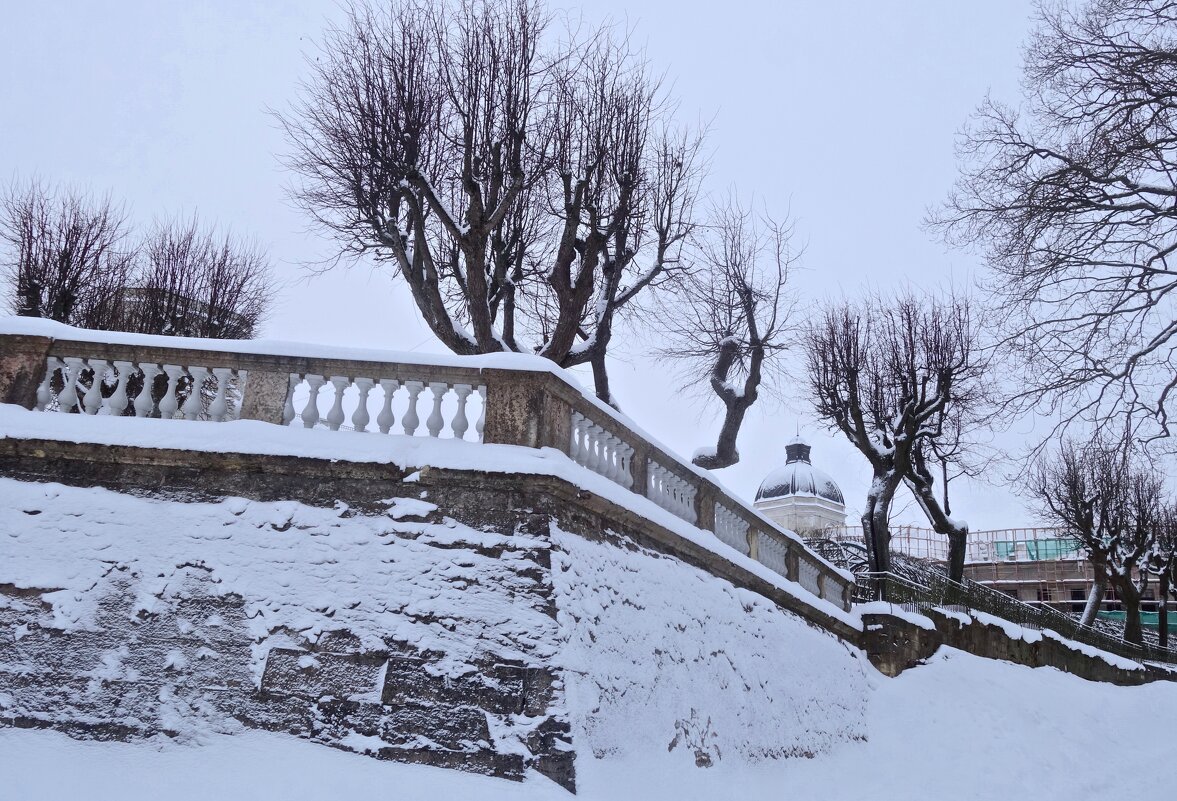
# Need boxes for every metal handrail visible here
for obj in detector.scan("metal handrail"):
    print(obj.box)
[857,571,1177,665]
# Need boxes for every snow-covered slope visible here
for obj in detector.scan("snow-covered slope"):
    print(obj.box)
[5,648,1175,801]
[0,476,868,791]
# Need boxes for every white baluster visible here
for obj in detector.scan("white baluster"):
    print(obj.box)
[601,433,616,480]
[452,384,472,440]
[35,357,62,411]
[588,424,605,473]
[183,366,210,420]
[105,361,133,416]
[618,442,634,488]
[59,358,84,413]
[80,359,105,416]
[158,365,184,419]
[135,364,161,417]
[352,377,373,432]
[326,376,349,431]
[569,413,583,462]
[377,379,398,434]
[402,381,423,436]
[476,385,486,441]
[607,434,623,481]
[301,375,325,428]
[230,370,245,420]
[282,375,298,425]
[209,367,233,422]
[82,359,108,415]
[426,382,447,437]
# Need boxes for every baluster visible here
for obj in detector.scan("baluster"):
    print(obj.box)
[158,365,184,419]
[584,424,599,472]
[451,384,472,440]
[426,382,447,437]
[229,370,245,420]
[326,376,349,431]
[476,385,486,440]
[402,381,423,435]
[282,375,299,425]
[602,434,618,481]
[618,443,634,488]
[35,357,62,411]
[377,379,398,434]
[82,359,108,415]
[208,368,233,422]
[183,366,210,420]
[301,375,325,428]
[646,459,657,501]
[352,377,373,432]
[569,413,583,462]
[59,358,84,413]
[106,361,133,416]
[135,364,161,417]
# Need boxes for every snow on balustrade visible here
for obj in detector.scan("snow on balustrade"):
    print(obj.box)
[646,460,697,525]
[713,502,750,556]
[798,557,823,599]
[282,373,486,441]
[756,530,790,578]
[569,412,634,488]
[35,356,242,422]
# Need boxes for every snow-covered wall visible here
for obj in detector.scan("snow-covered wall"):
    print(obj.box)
[551,526,869,767]
[0,471,870,792]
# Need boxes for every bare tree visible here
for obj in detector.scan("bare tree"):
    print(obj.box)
[1,179,135,329]
[655,198,798,469]
[931,0,1177,449]
[803,293,984,580]
[122,216,272,339]
[1029,440,1158,643]
[277,0,705,403]
[1147,494,1177,646]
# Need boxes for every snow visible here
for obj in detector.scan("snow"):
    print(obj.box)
[0,403,856,618]
[857,601,936,631]
[5,315,850,582]
[4,648,1177,800]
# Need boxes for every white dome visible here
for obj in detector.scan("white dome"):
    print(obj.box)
[755,437,845,505]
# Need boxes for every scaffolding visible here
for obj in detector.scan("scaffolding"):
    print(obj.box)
[820,525,1163,618]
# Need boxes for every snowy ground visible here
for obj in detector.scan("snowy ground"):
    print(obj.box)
[5,647,1174,801]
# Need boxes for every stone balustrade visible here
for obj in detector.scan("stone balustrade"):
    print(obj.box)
[0,319,853,611]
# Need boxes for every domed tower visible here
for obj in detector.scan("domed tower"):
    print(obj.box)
[754,435,846,534]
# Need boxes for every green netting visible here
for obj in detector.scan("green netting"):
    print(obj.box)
[1097,611,1168,631]
[994,538,1082,560]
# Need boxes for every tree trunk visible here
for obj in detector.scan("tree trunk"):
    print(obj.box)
[1119,579,1144,646]
[905,448,970,582]
[861,470,899,589]
[590,350,614,407]
[1080,565,1107,628]
[1159,573,1170,649]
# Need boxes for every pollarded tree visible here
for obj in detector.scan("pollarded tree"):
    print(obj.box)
[277,0,704,403]
[1028,440,1158,643]
[803,293,984,580]
[655,197,799,469]
[1149,499,1177,646]
[0,179,135,329]
[123,216,272,339]
[932,0,1177,449]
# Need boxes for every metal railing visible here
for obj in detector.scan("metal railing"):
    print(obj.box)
[857,571,1177,665]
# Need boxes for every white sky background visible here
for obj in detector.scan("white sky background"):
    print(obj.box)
[0,1,1040,529]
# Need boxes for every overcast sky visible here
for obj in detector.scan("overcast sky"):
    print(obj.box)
[0,1,1041,529]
